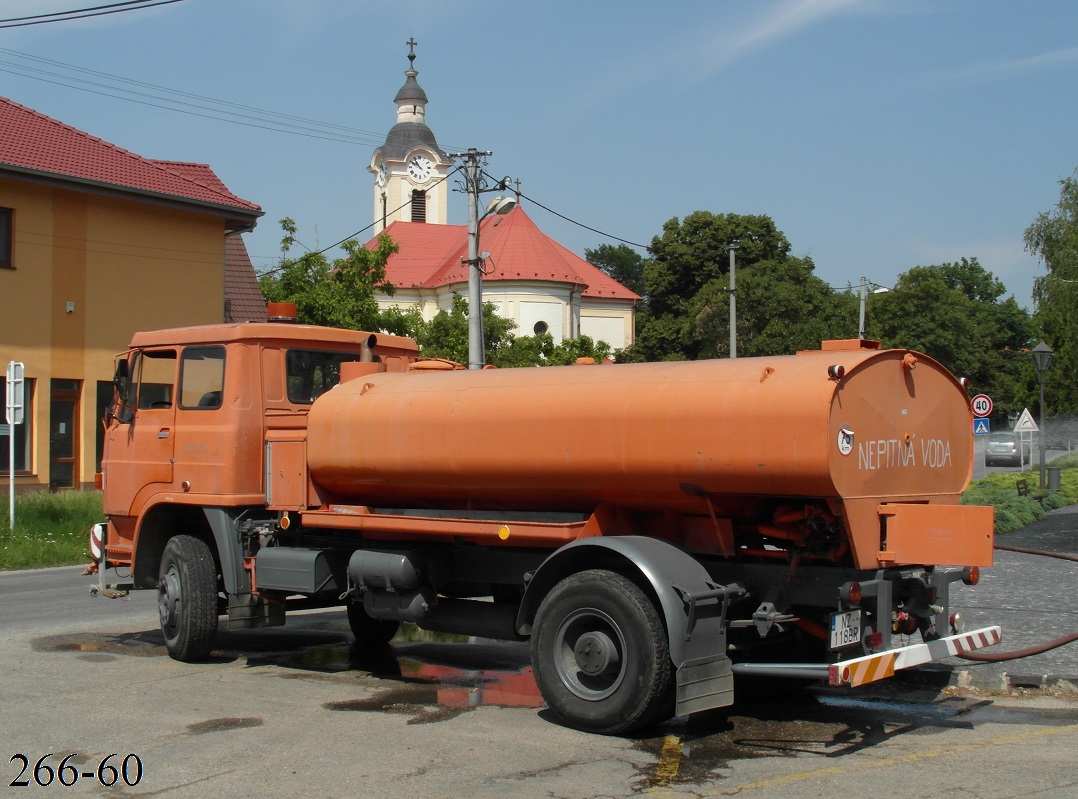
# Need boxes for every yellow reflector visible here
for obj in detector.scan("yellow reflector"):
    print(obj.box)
[498,525,511,540]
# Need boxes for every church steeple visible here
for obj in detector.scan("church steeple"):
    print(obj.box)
[394,38,428,125]
[370,39,449,233]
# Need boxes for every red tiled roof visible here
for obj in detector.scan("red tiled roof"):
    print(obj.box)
[0,96,261,217]
[375,222,466,289]
[224,235,267,322]
[370,206,640,300]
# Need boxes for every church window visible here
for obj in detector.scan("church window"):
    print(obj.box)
[411,190,427,223]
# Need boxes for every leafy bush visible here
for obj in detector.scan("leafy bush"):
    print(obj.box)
[961,465,1077,534]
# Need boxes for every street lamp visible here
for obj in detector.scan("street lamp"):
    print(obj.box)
[1032,341,1054,489]
[448,149,517,369]
[857,277,890,339]
[726,243,738,358]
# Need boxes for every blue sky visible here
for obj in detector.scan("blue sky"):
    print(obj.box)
[3,0,1076,310]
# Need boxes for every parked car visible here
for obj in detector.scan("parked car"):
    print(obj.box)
[985,432,1023,467]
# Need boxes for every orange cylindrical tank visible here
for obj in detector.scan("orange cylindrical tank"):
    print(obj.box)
[305,344,973,517]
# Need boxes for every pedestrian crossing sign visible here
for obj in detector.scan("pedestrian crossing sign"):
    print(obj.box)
[973,418,990,436]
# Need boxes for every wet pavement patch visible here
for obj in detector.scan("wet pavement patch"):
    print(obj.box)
[186,717,264,735]
[322,660,544,724]
[34,630,168,658]
[633,690,998,789]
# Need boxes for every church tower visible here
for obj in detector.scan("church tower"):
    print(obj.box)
[369,40,451,233]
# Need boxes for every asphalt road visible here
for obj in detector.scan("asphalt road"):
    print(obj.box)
[2,518,1077,799]
[930,503,1078,691]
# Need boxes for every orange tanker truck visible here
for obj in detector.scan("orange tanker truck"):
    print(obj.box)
[91,304,1000,734]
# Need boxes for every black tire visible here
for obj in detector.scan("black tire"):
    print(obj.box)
[530,569,673,735]
[347,602,399,646]
[157,535,219,661]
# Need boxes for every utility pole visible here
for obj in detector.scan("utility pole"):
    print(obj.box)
[858,276,867,339]
[446,149,516,369]
[726,243,739,358]
[449,148,492,370]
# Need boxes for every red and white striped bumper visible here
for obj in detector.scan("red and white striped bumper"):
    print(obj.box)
[829,626,1002,688]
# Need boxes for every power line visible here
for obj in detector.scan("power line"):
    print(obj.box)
[513,188,648,250]
[0,47,471,151]
[255,167,464,276]
[0,47,388,144]
[0,0,186,29]
[0,1,165,23]
[0,61,384,145]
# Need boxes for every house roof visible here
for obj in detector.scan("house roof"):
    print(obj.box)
[371,205,640,301]
[0,96,262,225]
[224,235,267,323]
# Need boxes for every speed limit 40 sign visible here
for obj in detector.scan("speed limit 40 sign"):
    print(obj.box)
[971,394,993,417]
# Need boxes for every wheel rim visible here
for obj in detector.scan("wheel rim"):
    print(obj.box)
[553,607,627,701]
[158,563,182,637]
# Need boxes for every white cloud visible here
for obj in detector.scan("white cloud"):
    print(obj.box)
[945,46,1078,83]
[587,0,879,98]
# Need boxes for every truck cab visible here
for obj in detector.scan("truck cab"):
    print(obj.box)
[100,311,418,597]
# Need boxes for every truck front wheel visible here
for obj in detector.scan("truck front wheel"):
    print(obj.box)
[158,535,219,661]
[531,569,673,734]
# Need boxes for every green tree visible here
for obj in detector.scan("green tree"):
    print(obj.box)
[632,211,851,360]
[867,258,1031,414]
[1025,170,1078,415]
[411,296,517,365]
[259,218,398,331]
[691,255,856,358]
[585,243,647,297]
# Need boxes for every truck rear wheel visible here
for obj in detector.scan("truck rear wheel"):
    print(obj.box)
[157,535,219,661]
[530,569,673,735]
[346,602,399,646]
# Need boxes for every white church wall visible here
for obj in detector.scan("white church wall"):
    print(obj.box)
[581,313,632,351]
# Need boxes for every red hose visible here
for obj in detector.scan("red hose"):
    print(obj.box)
[958,632,1078,662]
[994,544,1078,563]
[956,543,1078,661]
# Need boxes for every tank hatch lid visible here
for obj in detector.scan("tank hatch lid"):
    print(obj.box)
[799,339,882,354]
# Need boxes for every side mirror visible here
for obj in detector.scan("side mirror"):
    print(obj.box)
[108,357,135,424]
[113,358,129,387]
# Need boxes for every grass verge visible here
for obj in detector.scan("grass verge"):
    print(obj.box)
[0,490,103,570]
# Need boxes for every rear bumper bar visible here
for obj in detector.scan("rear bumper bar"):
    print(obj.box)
[829,625,1002,687]
[730,625,1002,687]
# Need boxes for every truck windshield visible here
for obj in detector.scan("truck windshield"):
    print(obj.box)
[286,350,359,404]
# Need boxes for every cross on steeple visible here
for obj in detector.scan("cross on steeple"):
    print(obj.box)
[406,37,418,65]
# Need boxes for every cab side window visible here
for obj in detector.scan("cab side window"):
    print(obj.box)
[135,350,177,410]
[285,350,357,404]
[179,347,225,410]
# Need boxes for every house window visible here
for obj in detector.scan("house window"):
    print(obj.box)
[411,190,427,223]
[0,376,34,473]
[0,207,12,268]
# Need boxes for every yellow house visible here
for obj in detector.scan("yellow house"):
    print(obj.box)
[0,96,263,492]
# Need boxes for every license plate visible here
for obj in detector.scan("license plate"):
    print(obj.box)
[830,609,862,650]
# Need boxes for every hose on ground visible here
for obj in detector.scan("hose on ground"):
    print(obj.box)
[955,543,1078,661]
[993,543,1078,563]
[958,632,1078,662]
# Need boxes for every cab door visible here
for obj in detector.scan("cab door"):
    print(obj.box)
[102,349,177,516]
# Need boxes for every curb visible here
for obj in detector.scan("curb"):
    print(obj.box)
[896,666,1078,696]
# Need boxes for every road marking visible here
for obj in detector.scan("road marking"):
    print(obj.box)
[652,734,684,788]
[701,723,1078,796]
